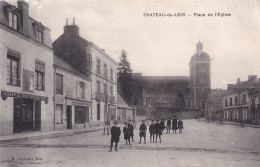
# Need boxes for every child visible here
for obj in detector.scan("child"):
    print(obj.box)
[178,118,184,134]
[139,120,147,144]
[109,120,121,152]
[172,116,178,134]
[154,120,162,143]
[166,118,171,133]
[128,120,134,142]
[123,122,131,145]
[149,120,155,143]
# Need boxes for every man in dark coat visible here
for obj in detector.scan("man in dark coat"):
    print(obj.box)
[172,116,178,134]
[154,120,162,143]
[160,119,165,134]
[109,120,121,152]
[149,120,155,142]
[166,118,171,133]
[128,120,134,142]
[139,120,147,144]
[123,122,131,145]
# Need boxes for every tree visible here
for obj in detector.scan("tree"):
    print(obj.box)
[117,50,134,105]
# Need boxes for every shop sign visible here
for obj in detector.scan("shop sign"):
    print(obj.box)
[1,90,49,104]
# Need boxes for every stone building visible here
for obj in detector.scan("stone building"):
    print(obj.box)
[132,41,211,118]
[53,19,117,126]
[205,89,226,121]
[0,0,54,135]
[53,55,91,130]
[189,41,211,111]
[222,76,259,124]
[248,82,260,125]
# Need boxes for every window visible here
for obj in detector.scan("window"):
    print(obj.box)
[243,95,246,104]
[225,98,228,106]
[201,67,204,72]
[35,60,45,91]
[110,86,113,96]
[104,64,107,78]
[236,110,239,119]
[201,78,204,83]
[97,81,101,93]
[55,104,63,124]
[36,30,43,43]
[7,55,19,86]
[201,100,205,109]
[35,71,44,90]
[97,103,100,120]
[56,74,63,94]
[77,81,85,99]
[103,83,107,95]
[8,11,18,30]
[229,98,232,106]
[110,68,113,81]
[75,106,87,124]
[201,89,204,93]
[235,96,238,106]
[226,111,229,119]
[97,59,101,74]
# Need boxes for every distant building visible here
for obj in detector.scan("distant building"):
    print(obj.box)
[247,82,260,125]
[132,41,211,118]
[222,76,259,124]
[53,55,91,130]
[205,89,226,121]
[53,19,117,126]
[0,0,54,135]
[116,94,133,123]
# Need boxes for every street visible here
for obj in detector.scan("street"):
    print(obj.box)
[0,120,259,167]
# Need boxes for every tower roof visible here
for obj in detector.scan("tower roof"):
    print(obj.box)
[190,41,210,64]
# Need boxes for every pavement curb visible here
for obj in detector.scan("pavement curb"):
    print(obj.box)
[199,119,260,128]
[0,127,103,144]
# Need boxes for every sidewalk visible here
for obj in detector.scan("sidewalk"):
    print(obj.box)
[0,126,103,144]
[199,118,260,128]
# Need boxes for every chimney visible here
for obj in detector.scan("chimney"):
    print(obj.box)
[237,78,240,83]
[18,0,29,36]
[64,18,79,36]
[248,75,257,81]
[227,84,234,91]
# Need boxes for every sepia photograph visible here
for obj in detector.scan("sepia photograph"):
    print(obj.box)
[0,0,260,166]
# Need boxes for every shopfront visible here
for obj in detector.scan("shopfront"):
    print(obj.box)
[1,91,48,133]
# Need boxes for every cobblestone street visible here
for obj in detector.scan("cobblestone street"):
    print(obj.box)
[0,120,259,167]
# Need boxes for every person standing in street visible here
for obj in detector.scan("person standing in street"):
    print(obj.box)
[149,120,155,142]
[160,119,165,134]
[172,116,178,134]
[109,120,121,152]
[178,118,184,134]
[139,120,147,144]
[123,122,131,145]
[128,120,134,142]
[155,120,162,143]
[166,118,171,134]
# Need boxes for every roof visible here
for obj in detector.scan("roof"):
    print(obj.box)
[53,55,89,79]
[190,51,210,63]
[117,94,132,109]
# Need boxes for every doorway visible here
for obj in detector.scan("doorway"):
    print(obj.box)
[66,105,72,129]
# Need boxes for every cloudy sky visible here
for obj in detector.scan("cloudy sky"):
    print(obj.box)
[7,0,260,89]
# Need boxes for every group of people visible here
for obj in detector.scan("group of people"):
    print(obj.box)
[109,117,184,152]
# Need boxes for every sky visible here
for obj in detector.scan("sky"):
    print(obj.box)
[6,0,260,89]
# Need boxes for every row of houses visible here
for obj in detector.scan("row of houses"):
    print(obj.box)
[0,0,133,136]
[206,75,260,125]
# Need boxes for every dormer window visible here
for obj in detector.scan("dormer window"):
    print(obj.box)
[36,30,43,43]
[8,11,18,30]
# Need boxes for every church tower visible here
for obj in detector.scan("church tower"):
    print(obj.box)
[189,41,211,111]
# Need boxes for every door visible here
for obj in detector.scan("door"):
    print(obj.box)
[66,105,72,129]
[35,100,41,131]
[14,98,33,133]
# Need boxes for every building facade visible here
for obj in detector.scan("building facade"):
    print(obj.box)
[222,76,259,124]
[53,20,117,126]
[54,55,92,130]
[248,83,260,125]
[117,94,133,123]
[0,0,54,135]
